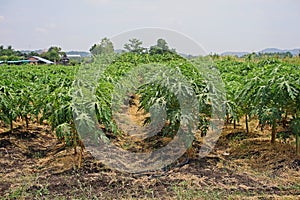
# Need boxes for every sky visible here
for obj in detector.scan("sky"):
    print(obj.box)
[0,0,299,55]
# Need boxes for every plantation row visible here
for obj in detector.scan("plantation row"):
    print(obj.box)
[0,52,299,156]
[218,57,300,155]
[0,64,78,144]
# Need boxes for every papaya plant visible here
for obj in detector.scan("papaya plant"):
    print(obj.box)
[239,59,299,143]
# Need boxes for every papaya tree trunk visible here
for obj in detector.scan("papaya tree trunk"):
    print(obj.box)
[271,120,277,144]
[10,120,13,134]
[245,115,249,134]
[282,112,288,128]
[259,119,263,131]
[296,135,300,156]
[25,116,29,129]
[226,114,230,125]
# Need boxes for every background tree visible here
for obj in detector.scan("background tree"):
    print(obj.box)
[40,46,64,62]
[90,37,114,56]
[27,51,39,57]
[123,38,145,54]
[0,45,24,61]
[149,38,176,54]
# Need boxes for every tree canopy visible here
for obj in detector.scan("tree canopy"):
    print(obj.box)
[90,37,114,56]
[123,38,145,54]
[0,45,25,61]
[149,38,175,54]
[40,46,64,62]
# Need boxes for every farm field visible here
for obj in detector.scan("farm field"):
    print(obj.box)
[0,52,300,199]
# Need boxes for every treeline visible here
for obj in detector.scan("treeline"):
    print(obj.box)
[89,37,176,56]
[0,45,32,61]
[0,45,86,65]
[0,45,62,62]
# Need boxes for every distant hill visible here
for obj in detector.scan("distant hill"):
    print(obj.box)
[259,48,285,54]
[221,48,300,57]
[114,49,124,53]
[221,51,249,57]
[20,49,45,54]
[20,50,91,57]
[66,51,91,57]
[259,48,300,56]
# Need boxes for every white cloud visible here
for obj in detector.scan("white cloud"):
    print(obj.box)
[46,23,56,29]
[35,27,48,33]
[0,16,4,23]
[34,23,56,34]
[85,0,111,5]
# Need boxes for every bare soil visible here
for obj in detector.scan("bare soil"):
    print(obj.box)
[1,101,300,200]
